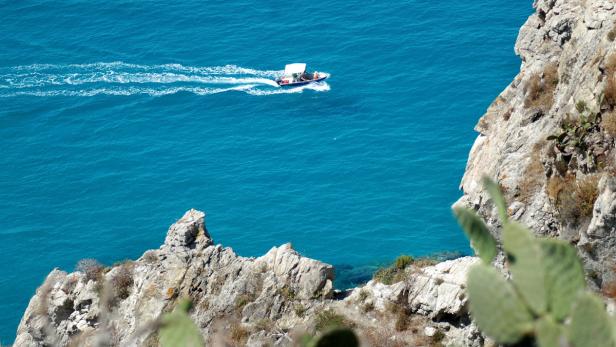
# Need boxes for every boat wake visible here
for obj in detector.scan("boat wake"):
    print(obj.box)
[0,62,330,97]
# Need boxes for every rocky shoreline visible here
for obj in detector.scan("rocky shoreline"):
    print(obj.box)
[15,210,479,346]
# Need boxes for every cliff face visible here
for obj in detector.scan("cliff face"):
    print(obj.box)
[15,210,479,347]
[457,0,616,289]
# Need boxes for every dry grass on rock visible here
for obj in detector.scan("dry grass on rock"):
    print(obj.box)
[518,142,547,204]
[602,111,616,136]
[547,174,600,224]
[604,55,616,110]
[112,262,134,300]
[524,63,559,111]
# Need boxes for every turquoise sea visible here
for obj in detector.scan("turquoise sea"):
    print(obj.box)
[0,0,531,342]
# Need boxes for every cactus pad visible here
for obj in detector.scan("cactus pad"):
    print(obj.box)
[453,207,497,264]
[539,239,585,320]
[482,177,508,222]
[467,264,533,344]
[569,292,616,347]
[535,316,564,347]
[502,221,547,315]
[160,299,205,347]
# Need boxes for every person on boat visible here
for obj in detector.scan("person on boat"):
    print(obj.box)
[300,72,309,81]
[313,72,319,80]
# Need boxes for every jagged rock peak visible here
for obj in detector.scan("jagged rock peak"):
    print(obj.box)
[162,209,211,251]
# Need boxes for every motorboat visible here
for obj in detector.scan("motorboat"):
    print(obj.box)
[275,63,328,87]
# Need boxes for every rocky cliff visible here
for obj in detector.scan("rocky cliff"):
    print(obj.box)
[457,0,616,291]
[15,210,479,346]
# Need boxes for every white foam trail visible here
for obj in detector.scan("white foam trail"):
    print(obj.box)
[0,83,330,97]
[1,72,281,88]
[0,62,330,97]
[3,62,282,77]
[0,85,258,97]
[246,82,331,96]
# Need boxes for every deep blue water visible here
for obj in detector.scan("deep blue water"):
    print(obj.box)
[0,0,531,342]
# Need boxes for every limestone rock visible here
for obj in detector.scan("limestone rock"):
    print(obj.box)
[457,0,616,289]
[345,257,481,346]
[406,257,478,319]
[14,210,481,346]
[580,176,616,287]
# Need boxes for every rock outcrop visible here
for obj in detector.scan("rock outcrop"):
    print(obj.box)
[457,0,616,289]
[345,257,482,347]
[15,210,478,346]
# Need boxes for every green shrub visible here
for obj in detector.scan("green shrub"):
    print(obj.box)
[576,100,588,113]
[412,258,438,268]
[394,255,414,270]
[294,303,308,317]
[235,293,255,310]
[372,255,438,285]
[374,254,438,285]
[314,310,352,332]
[373,267,398,285]
[279,286,296,300]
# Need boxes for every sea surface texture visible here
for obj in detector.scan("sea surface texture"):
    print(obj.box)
[0,0,530,342]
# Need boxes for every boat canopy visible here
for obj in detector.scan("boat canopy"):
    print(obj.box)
[284,63,306,75]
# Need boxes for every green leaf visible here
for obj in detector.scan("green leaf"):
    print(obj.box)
[569,292,616,347]
[482,177,508,222]
[535,316,564,347]
[467,264,533,344]
[453,207,498,264]
[502,221,547,315]
[539,239,586,320]
[159,299,205,347]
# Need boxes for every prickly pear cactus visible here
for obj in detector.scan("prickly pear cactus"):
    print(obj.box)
[159,299,205,347]
[455,177,616,347]
[569,292,616,347]
[467,264,533,343]
[482,177,508,222]
[540,239,585,320]
[453,207,497,264]
[502,221,547,315]
[535,317,563,347]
